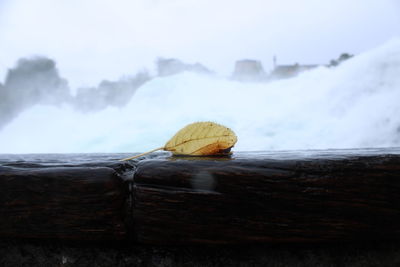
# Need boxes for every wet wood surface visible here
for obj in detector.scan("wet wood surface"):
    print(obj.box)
[1,149,400,243]
[133,149,400,244]
[0,154,135,241]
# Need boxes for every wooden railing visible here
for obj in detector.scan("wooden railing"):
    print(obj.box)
[1,149,400,244]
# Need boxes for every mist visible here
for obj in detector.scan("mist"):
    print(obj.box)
[0,57,70,128]
[1,39,400,153]
[1,0,400,153]
[0,56,215,129]
[1,0,399,87]
[0,57,152,129]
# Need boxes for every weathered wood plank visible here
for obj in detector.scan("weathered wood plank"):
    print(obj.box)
[1,151,400,243]
[133,154,400,244]
[0,166,127,240]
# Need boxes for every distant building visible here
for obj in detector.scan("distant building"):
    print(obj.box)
[270,63,319,79]
[231,59,267,82]
[269,53,354,80]
[269,56,319,79]
[231,52,354,82]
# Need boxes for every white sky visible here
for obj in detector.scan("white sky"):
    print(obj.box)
[1,0,400,88]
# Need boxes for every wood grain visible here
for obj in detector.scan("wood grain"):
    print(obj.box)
[133,154,400,244]
[1,151,400,243]
[0,166,127,240]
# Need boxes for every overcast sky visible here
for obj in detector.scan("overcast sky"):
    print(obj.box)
[1,0,399,88]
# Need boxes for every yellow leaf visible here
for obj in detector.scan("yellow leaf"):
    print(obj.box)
[120,122,237,161]
[164,121,237,156]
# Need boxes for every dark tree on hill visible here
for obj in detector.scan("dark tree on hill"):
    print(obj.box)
[329,53,354,67]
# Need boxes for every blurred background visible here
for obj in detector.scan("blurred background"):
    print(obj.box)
[0,0,400,153]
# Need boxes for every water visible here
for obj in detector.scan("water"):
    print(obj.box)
[1,39,400,153]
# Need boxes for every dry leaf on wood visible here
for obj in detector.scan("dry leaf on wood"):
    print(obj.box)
[120,121,237,161]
